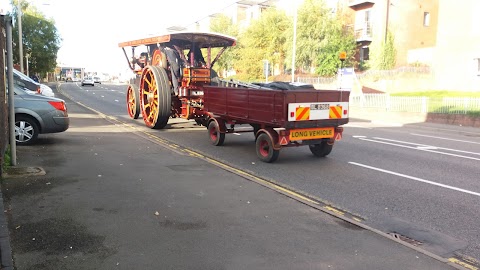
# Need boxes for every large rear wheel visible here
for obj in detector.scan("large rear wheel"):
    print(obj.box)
[255,133,279,163]
[126,84,140,119]
[140,66,171,129]
[309,141,333,157]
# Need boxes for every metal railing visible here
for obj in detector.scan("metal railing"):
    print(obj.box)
[297,67,433,85]
[296,77,336,85]
[354,25,372,41]
[350,94,480,114]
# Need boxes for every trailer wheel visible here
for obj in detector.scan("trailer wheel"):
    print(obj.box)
[309,141,333,157]
[140,65,171,129]
[208,121,225,146]
[256,133,279,163]
[126,84,140,119]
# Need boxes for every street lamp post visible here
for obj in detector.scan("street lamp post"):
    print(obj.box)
[17,0,24,73]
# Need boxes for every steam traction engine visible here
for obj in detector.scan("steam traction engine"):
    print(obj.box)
[118,31,236,128]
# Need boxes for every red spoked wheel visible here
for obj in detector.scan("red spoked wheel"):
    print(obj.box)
[140,65,172,129]
[255,133,279,163]
[208,120,225,146]
[126,84,140,119]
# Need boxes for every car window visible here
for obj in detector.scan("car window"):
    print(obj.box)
[13,70,36,83]
[15,80,26,87]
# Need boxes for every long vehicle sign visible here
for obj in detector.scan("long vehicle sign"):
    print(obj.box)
[289,127,334,140]
[288,102,349,121]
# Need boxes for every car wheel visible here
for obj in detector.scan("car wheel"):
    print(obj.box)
[15,115,39,145]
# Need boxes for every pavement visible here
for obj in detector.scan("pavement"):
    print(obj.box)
[0,88,469,269]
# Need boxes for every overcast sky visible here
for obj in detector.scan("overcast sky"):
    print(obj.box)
[5,0,307,75]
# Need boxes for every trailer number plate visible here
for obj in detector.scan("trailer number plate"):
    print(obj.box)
[289,127,334,140]
[310,104,330,110]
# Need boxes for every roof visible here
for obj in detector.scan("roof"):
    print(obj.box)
[118,31,236,49]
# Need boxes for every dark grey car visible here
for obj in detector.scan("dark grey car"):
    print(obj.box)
[13,84,69,145]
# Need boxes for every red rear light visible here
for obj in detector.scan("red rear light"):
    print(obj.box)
[48,101,67,112]
[37,86,41,94]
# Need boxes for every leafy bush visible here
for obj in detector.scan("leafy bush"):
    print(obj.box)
[1,146,10,174]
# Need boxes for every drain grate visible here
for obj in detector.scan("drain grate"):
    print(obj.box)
[388,232,423,246]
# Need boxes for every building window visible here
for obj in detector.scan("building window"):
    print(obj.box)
[423,12,430,27]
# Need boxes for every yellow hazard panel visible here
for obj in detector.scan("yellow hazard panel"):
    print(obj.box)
[295,107,310,121]
[329,106,342,119]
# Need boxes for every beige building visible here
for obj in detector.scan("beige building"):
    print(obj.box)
[347,0,439,67]
[189,0,278,32]
[347,0,480,91]
[433,0,480,91]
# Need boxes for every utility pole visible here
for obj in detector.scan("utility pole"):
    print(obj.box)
[6,16,17,165]
[385,0,390,43]
[17,0,24,73]
[291,1,297,83]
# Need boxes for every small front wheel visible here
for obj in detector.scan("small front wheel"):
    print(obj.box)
[309,141,333,157]
[126,84,140,119]
[208,121,225,146]
[255,133,279,163]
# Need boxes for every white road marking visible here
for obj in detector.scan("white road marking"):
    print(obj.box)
[411,133,480,145]
[417,146,438,150]
[358,137,480,161]
[115,100,119,102]
[352,135,366,138]
[373,137,480,156]
[349,162,480,197]
[344,124,372,129]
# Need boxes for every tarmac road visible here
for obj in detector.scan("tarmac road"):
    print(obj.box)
[55,82,480,265]
[0,83,465,269]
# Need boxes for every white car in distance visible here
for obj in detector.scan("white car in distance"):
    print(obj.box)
[81,77,95,86]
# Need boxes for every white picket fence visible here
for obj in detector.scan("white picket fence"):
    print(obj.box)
[350,94,480,114]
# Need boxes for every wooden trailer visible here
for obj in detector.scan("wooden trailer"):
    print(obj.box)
[203,82,349,162]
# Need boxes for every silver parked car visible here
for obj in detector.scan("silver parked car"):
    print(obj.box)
[12,84,69,145]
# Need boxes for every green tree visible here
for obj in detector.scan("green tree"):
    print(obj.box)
[234,8,290,81]
[288,0,356,76]
[315,9,356,76]
[209,14,239,76]
[11,1,61,78]
[370,31,396,70]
